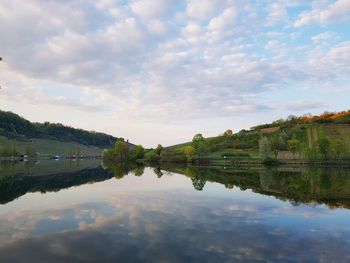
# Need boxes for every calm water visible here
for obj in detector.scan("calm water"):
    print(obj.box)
[0,160,350,262]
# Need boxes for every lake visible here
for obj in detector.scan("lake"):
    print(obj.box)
[0,160,350,262]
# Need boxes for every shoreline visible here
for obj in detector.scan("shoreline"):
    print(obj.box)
[142,158,350,168]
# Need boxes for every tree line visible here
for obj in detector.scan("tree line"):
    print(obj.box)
[143,134,213,163]
[252,109,350,131]
[102,139,144,163]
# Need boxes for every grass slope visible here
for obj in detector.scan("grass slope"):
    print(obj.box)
[164,112,350,161]
[1,137,103,157]
[322,124,350,147]
[28,138,103,156]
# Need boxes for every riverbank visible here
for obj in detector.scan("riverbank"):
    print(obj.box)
[0,155,102,161]
[141,157,350,168]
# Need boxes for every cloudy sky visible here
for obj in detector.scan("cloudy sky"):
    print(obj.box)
[0,0,349,147]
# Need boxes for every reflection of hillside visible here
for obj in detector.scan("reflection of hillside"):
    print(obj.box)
[3,160,350,210]
[163,166,350,209]
[0,160,146,205]
[0,159,102,177]
[0,166,113,204]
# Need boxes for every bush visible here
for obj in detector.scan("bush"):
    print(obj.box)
[144,150,160,163]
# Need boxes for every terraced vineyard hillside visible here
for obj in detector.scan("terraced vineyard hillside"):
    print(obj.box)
[157,110,350,162]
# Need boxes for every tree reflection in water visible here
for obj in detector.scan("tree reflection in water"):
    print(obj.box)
[1,160,350,209]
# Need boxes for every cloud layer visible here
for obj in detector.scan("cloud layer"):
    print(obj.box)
[0,0,349,146]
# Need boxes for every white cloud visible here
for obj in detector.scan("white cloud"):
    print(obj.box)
[311,32,332,43]
[0,0,349,146]
[265,2,288,26]
[186,0,220,20]
[308,42,350,78]
[130,0,176,19]
[182,22,203,37]
[278,100,328,112]
[294,0,350,27]
[208,7,238,32]
[147,19,168,36]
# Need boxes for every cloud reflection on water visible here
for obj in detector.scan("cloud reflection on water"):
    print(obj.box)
[0,187,349,263]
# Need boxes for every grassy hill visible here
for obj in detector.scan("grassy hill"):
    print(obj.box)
[0,135,105,158]
[0,109,120,148]
[158,110,350,162]
[28,139,103,157]
[0,109,129,157]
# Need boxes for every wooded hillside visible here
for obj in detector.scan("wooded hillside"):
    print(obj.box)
[0,110,118,148]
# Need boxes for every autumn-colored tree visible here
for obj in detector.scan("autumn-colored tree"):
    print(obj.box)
[224,129,233,137]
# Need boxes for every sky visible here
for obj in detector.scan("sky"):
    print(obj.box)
[0,0,350,147]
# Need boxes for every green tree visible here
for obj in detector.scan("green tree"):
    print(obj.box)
[304,146,318,161]
[196,141,208,158]
[102,149,115,161]
[318,138,331,159]
[270,135,285,158]
[131,145,144,160]
[192,133,205,149]
[259,137,271,159]
[192,133,208,159]
[332,139,347,159]
[114,140,130,162]
[182,146,196,162]
[144,150,160,163]
[288,139,301,159]
[155,144,163,156]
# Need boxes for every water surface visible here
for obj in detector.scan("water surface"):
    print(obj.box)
[0,160,350,262]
